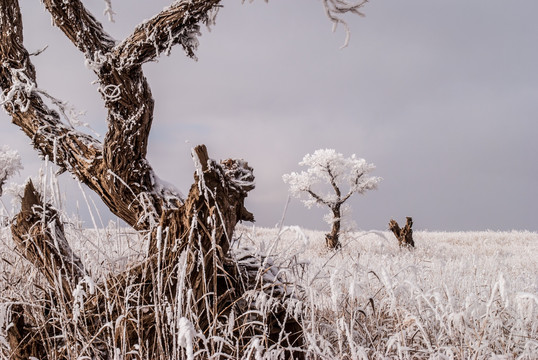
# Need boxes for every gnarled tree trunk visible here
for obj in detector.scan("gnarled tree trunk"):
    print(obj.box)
[7,145,303,359]
[0,0,304,358]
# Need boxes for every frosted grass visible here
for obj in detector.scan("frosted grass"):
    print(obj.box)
[233,225,538,359]
[1,221,536,358]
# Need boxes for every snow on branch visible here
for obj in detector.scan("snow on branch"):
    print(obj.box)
[322,0,369,47]
[0,68,35,113]
[111,0,221,69]
[42,0,116,58]
[0,0,102,178]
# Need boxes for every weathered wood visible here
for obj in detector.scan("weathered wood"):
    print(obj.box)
[389,217,415,248]
[8,181,101,359]
[11,180,89,301]
[5,304,46,360]
[1,0,304,357]
[326,203,342,249]
[6,147,302,358]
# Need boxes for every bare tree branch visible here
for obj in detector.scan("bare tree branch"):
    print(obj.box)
[41,0,115,57]
[0,0,102,184]
[306,188,330,207]
[111,0,221,69]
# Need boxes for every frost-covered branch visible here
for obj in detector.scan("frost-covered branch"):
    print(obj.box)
[111,0,221,69]
[326,166,342,199]
[0,0,102,179]
[323,0,369,47]
[0,0,175,229]
[103,0,116,23]
[37,0,190,225]
[306,188,330,207]
[41,0,115,59]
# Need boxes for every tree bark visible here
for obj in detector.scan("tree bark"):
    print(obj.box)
[8,181,99,359]
[326,204,342,249]
[1,0,304,357]
[6,146,303,358]
[389,217,415,248]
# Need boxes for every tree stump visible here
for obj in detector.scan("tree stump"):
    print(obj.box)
[389,217,415,248]
[5,146,304,359]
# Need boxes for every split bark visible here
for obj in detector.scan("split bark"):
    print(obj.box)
[0,0,304,357]
[6,145,303,358]
[389,217,415,248]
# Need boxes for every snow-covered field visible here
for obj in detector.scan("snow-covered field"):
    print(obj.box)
[1,221,537,359]
[233,226,538,359]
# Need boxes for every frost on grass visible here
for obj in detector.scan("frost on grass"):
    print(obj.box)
[233,225,538,359]
[0,145,22,197]
[1,213,537,358]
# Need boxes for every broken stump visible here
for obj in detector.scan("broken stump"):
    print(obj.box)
[389,217,415,248]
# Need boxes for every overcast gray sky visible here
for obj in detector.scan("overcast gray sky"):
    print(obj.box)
[1,0,537,232]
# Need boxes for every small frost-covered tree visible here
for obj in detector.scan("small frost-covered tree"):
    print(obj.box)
[283,149,381,249]
[0,145,22,196]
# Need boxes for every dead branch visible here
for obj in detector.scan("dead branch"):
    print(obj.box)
[11,181,88,301]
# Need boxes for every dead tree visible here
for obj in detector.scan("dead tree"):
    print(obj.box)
[0,0,308,358]
[389,217,415,248]
[6,145,303,359]
[0,0,369,357]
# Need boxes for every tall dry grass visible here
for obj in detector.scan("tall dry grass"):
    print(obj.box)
[0,186,537,359]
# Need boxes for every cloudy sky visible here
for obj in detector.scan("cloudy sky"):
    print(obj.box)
[1,0,537,232]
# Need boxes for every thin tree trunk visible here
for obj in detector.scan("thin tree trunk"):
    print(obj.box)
[326,204,342,249]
